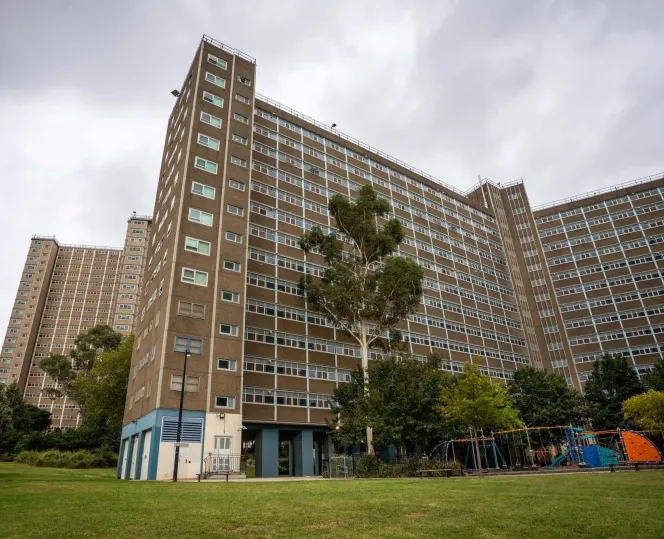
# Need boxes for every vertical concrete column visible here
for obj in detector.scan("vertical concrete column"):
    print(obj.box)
[313,440,320,475]
[255,427,279,478]
[324,433,334,460]
[293,429,314,476]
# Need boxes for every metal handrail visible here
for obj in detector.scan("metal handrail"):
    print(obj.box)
[30,235,123,251]
[255,93,476,199]
[532,172,664,211]
[202,35,256,64]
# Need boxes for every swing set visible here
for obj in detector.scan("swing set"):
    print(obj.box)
[434,426,663,472]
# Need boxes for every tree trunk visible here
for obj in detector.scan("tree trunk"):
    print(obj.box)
[361,325,374,454]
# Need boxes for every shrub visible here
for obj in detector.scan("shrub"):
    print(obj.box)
[354,454,380,477]
[11,449,116,469]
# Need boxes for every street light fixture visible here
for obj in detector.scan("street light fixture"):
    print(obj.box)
[172,336,202,482]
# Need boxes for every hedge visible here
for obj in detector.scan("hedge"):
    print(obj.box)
[353,454,463,478]
[12,449,117,469]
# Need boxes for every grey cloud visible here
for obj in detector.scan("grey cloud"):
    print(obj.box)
[1,0,663,331]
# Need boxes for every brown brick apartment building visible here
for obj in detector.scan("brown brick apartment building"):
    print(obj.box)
[1,215,151,429]
[117,35,662,481]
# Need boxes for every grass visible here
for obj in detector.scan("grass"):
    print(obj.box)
[1,463,663,538]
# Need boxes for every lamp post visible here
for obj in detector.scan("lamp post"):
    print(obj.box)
[173,349,191,482]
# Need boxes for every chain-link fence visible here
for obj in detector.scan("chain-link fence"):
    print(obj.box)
[327,456,354,478]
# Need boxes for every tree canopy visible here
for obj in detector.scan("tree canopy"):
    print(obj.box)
[40,325,124,414]
[623,390,664,432]
[299,184,424,356]
[331,354,456,452]
[583,354,644,430]
[508,366,582,427]
[438,362,521,432]
[0,382,51,435]
[643,356,664,391]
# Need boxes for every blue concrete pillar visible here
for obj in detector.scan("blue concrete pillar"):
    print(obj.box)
[293,429,314,476]
[324,433,334,459]
[255,428,279,478]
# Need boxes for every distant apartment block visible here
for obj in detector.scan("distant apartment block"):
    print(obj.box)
[0,215,151,429]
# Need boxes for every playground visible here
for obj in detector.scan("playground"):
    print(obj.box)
[433,426,664,473]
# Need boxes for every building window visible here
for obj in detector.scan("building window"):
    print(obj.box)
[219,324,238,336]
[225,231,242,243]
[235,94,250,105]
[197,133,220,151]
[201,111,222,128]
[205,72,226,88]
[217,358,237,371]
[232,133,247,145]
[184,237,211,255]
[202,91,223,108]
[227,204,243,216]
[229,179,245,191]
[207,53,227,70]
[215,395,235,409]
[178,301,206,318]
[189,208,213,226]
[236,74,251,86]
[194,156,218,174]
[231,156,246,167]
[181,268,208,287]
[174,336,203,355]
[234,113,249,124]
[221,291,240,303]
[191,181,215,199]
[223,260,241,272]
[170,375,200,393]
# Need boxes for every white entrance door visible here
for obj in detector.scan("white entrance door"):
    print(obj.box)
[122,438,129,479]
[140,430,152,480]
[129,435,139,479]
[213,436,232,472]
[174,443,189,478]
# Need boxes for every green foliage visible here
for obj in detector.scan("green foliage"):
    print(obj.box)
[40,325,123,406]
[439,363,522,432]
[2,382,51,432]
[12,449,116,469]
[329,367,368,447]
[623,390,664,432]
[583,354,644,430]
[353,454,463,478]
[0,385,12,436]
[508,367,582,426]
[299,184,423,354]
[331,354,455,451]
[643,356,664,391]
[75,334,133,432]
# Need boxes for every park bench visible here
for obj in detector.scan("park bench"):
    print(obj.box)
[196,472,231,482]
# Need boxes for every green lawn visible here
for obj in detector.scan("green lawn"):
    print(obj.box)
[1,463,663,538]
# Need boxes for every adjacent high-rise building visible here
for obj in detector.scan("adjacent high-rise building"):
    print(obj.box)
[1,215,151,429]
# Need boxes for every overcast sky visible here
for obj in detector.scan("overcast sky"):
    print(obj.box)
[1,0,663,332]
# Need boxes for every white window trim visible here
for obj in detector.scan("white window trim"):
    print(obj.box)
[188,208,214,227]
[197,133,220,151]
[181,267,208,287]
[215,395,236,409]
[194,156,218,174]
[205,71,226,88]
[191,181,216,199]
[184,236,211,256]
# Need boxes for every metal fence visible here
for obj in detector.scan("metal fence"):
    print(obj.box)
[328,456,354,478]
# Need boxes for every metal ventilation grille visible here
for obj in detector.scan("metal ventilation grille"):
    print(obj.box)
[160,417,203,443]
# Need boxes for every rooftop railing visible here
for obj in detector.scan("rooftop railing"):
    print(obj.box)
[31,235,123,251]
[202,35,256,64]
[532,172,664,212]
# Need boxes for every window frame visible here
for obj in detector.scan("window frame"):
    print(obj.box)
[181,267,209,287]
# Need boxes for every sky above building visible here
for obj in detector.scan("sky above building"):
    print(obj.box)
[1,0,663,332]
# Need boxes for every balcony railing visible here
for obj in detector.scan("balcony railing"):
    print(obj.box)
[203,453,246,475]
